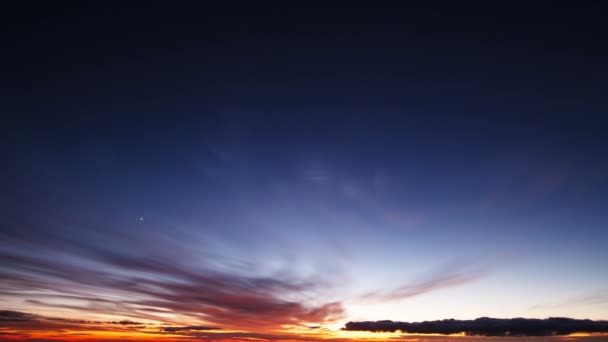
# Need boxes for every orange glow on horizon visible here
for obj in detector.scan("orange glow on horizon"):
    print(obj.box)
[4,325,608,342]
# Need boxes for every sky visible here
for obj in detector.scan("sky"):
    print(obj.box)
[2,2,608,342]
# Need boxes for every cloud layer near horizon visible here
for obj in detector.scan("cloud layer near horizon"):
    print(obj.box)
[344,317,608,336]
[0,243,344,333]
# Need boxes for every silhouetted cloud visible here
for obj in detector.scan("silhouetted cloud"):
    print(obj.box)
[0,310,338,341]
[46,317,94,324]
[0,310,36,322]
[108,320,143,325]
[177,330,335,341]
[161,325,219,332]
[344,317,608,336]
[0,310,144,334]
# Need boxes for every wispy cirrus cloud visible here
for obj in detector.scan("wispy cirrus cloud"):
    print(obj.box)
[477,157,576,213]
[359,260,494,302]
[0,245,344,335]
[530,292,608,311]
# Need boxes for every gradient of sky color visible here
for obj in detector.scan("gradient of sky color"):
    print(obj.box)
[2,2,608,342]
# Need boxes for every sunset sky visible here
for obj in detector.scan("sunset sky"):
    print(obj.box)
[2,2,608,342]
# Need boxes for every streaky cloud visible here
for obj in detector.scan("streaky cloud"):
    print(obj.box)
[161,325,219,332]
[0,246,344,331]
[108,320,144,325]
[360,260,494,302]
[0,310,141,333]
[0,310,36,322]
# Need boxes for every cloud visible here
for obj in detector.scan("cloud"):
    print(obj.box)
[360,260,492,302]
[0,310,334,342]
[161,325,219,332]
[169,330,333,341]
[382,269,487,301]
[343,317,608,336]
[531,292,608,311]
[0,310,36,322]
[108,320,143,325]
[0,310,132,333]
[0,247,344,333]
[477,157,574,213]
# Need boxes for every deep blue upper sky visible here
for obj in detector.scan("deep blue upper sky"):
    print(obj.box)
[2,2,608,327]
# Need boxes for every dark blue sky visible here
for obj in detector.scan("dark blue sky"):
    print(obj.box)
[2,2,608,337]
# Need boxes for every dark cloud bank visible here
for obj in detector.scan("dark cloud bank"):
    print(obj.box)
[0,310,36,322]
[344,317,608,336]
[161,325,219,332]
